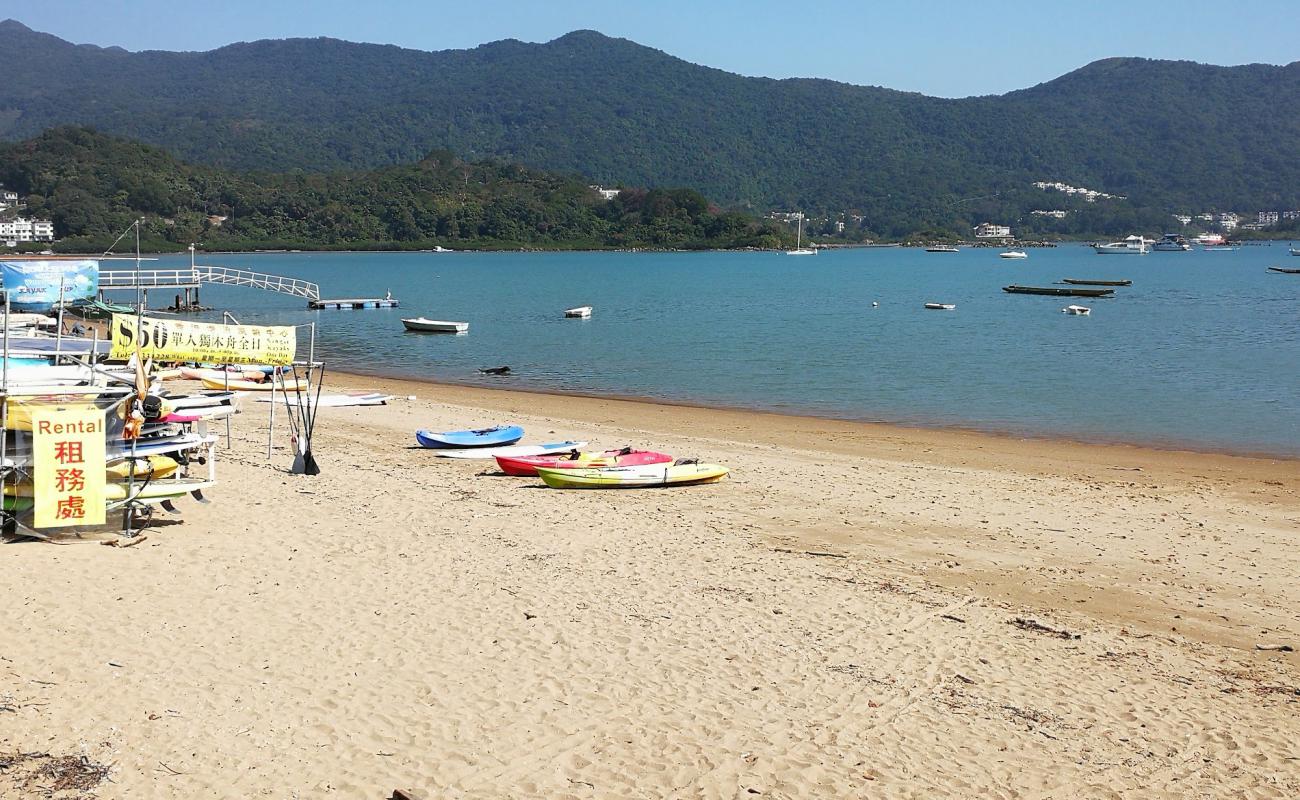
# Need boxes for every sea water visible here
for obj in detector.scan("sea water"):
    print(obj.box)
[146,245,1300,456]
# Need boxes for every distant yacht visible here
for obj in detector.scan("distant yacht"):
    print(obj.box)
[999,250,1028,259]
[1093,235,1148,255]
[925,245,960,253]
[784,213,817,256]
[1192,232,1225,247]
[1152,233,1191,251]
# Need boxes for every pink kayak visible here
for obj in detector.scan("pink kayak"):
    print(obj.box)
[496,448,673,477]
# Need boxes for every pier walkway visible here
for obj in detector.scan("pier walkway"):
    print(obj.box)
[99,265,321,302]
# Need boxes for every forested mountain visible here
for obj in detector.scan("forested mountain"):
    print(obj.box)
[1,20,1297,233]
[0,127,783,251]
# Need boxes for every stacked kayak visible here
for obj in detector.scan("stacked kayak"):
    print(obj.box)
[536,460,729,489]
[416,425,523,449]
[496,447,673,477]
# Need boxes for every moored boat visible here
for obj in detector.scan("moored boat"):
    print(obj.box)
[1093,235,1148,254]
[1003,285,1115,297]
[925,245,959,253]
[999,250,1028,259]
[1062,305,1092,316]
[923,303,956,310]
[402,317,468,333]
[1267,266,1300,274]
[1152,234,1192,252]
[564,306,593,318]
[1062,278,1132,286]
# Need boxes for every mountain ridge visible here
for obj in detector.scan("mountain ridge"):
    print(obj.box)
[1,21,1297,224]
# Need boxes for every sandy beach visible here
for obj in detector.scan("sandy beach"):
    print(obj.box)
[2,374,1297,798]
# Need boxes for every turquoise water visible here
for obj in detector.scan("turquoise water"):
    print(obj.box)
[143,245,1300,456]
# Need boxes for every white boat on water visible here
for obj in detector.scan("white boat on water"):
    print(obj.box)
[1193,232,1225,247]
[1062,305,1091,316]
[999,250,1028,259]
[925,245,959,253]
[924,303,956,310]
[1291,247,1300,256]
[564,306,592,318]
[784,212,817,256]
[1152,233,1191,251]
[1093,235,1148,255]
[401,317,468,333]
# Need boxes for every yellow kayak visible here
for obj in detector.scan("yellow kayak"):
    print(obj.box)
[4,476,212,500]
[105,455,180,481]
[201,376,308,392]
[536,461,729,489]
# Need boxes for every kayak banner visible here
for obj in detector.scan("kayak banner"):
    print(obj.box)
[109,314,296,366]
[0,260,99,312]
[30,403,107,528]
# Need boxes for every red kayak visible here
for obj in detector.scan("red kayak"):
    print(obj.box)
[496,447,673,477]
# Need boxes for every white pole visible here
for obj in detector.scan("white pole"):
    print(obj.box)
[55,276,65,360]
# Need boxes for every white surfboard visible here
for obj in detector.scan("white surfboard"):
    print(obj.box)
[430,440,588,459]
[255,392,392,407]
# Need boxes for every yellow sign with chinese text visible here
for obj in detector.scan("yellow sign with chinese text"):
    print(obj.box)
[31,405,107,528]
[109,315,296,366]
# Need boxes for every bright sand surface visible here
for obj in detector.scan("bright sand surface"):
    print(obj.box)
[2,374,1298,798]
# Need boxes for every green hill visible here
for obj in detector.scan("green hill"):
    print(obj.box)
[1,20,1296,232]
[0,127,783,251]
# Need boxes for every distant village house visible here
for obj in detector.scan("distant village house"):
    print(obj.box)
[974,223,1011,239]
[0,217,55,242]
[589,185,621,201]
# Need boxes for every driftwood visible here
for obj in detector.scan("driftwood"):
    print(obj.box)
[773,548,847,559]
[1010,617,1081,640]
[1254,644,1294,652]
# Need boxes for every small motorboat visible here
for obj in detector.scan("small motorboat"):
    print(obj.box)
[402,317,468,333]
[999,250,1028,259]
[1062,305,1091,316]
[1004,285,1115,297]
[925,245,959,253]
[924,303,956,310]
[1062,278,1131,286]
[564,306,593,318]
[1267,266,1300,274]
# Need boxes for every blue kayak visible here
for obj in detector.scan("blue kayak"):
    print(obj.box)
[416,425,524,449]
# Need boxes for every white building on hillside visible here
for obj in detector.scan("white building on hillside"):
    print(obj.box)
[0,217,55,242]
[974,223,1011,239]
[589,185,621,201]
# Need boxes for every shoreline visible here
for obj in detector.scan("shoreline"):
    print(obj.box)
[333,368,1300,464]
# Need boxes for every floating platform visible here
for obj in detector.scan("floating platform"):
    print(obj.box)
[309,297,399,309]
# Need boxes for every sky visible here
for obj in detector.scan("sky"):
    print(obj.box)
[4,0,1298,97]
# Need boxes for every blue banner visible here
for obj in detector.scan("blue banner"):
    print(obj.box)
[0,260,99,312]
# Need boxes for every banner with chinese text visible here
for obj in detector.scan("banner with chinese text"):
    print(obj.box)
[109,314,296,366]
[31,404,107,528]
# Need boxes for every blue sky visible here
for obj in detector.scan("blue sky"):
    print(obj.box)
[4,0,1297,97]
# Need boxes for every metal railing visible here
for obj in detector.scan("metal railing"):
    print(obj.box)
[194,266,320,301]
[98,268,201,289]
[97,265,320,301]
